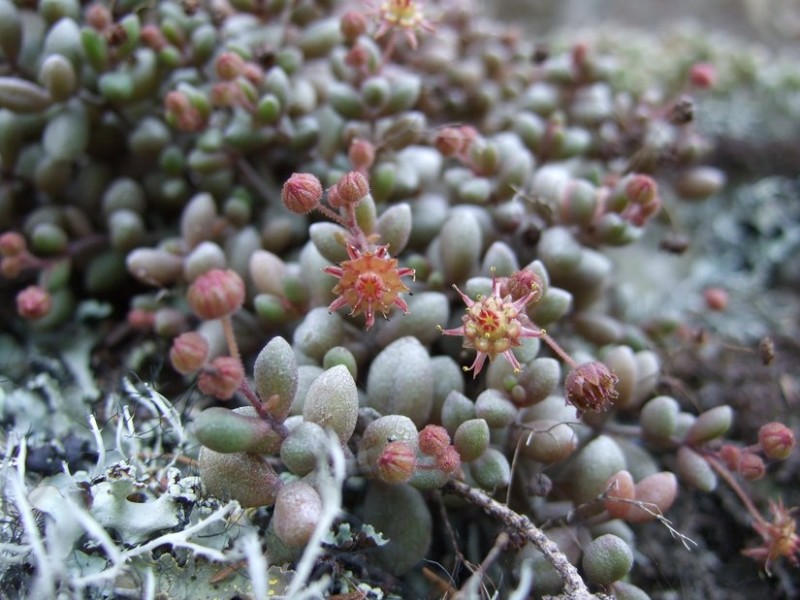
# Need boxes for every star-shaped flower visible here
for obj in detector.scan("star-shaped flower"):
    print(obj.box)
[324,244,414,330]
[439,275,543,377]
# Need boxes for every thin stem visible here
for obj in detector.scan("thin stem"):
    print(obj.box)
[313,203,349,228]
[220,315,240,363]
[344,203,369,250]
[703,452,768,529]
[541,331,578,369]
[219,314,282,434]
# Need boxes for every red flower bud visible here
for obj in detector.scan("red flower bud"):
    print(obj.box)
[1,256,23,279]
[215,52,247,81]
[689,62,716,89]
[625,174,658,206]
[0,232,26,257]
[340,10,368,43]
[418,425,450,457]
[169,332,210,375]
[140,24,167,51]
[328,171,369,209]
[85,3,112,30]
[16,286,52,320]
[703,287,728,312]
[281,173,323,214]
[718,443,742,471]
[435,445,462,474]
[345,44,370,69]
[739,451,766,481]
[759,422,796,461]
[197,356,244,400]
[564,361,619,416]
[377,440,416,484]
[503,269,544,305]
[187,268,245,320]
[434,127,464,157]
[348,138,376,173]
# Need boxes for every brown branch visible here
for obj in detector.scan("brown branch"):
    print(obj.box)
[444,479,610,600]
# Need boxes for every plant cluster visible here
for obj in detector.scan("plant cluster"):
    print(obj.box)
[0,0,797,598]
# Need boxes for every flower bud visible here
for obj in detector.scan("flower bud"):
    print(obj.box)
[1,256,23,278]
[758,422,796,460]
[418,424,450,457]
[689,62,716,89]
[377,440,417,484]
[0,231,26,257]
[564,361,619,416]
[187,268,245,320]
[504,269,545,306]
[169,331,209,374]
[215,52,246,81]
[86,3,112,30]
[165,90,206,132]
[435,445,461,474]
[348,138,376,173]
[434,127,464,157]
[340,10,367,43]
[329,171,369,208]
[16,285,52,320]
[703,287,728,311]
[140,24,167,51]
[198,356,244,400]
[739,451,766,481]
[624,174,657,206]
[281,172,322,214]
[718,443,742,471]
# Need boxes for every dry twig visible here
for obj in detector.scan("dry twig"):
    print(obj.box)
[444,480,611,600]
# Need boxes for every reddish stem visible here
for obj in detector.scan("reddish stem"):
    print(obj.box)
[703,452,768,529]
[540,331,578,369]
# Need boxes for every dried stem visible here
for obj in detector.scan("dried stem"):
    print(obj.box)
[444,479,609,600]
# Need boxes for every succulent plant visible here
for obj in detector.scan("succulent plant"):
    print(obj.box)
[0,0,797,598]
